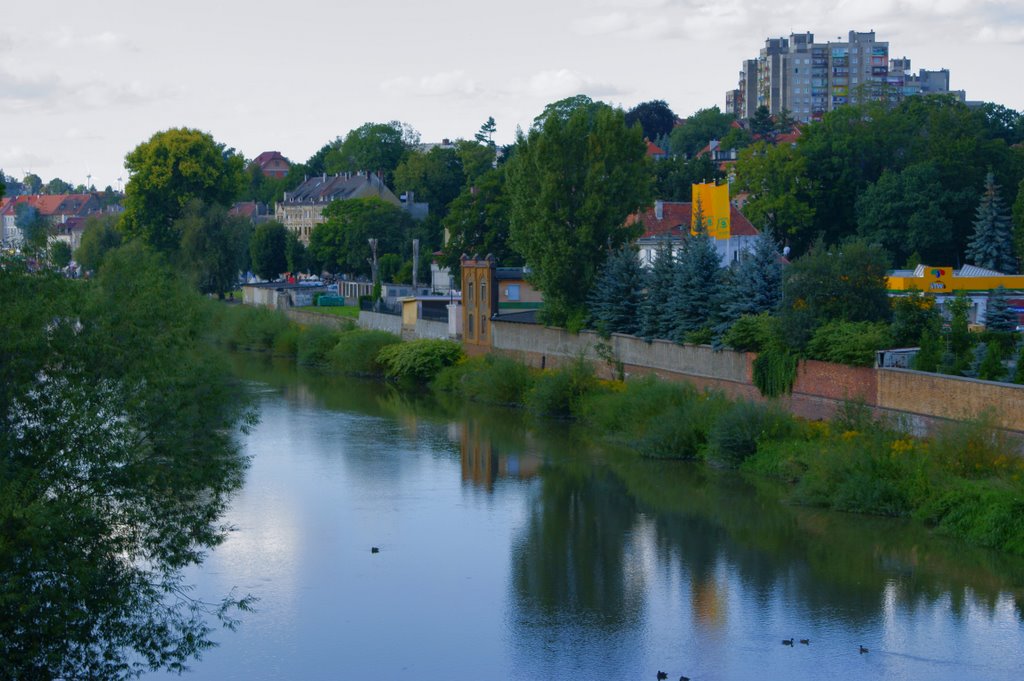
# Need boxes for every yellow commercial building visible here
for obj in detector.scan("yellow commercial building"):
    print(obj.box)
[887,264,1024,326]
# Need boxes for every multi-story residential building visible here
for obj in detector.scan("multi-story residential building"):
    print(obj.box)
[0,193,106,247]
[726,30,961,123]
[889,58,966,101]
[275,172,402,244]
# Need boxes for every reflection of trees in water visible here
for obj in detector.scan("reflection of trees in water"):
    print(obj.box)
[610,450,1024,626]
[511,465,645,629]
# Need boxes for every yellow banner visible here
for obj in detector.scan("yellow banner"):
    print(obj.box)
[690,182,731,240]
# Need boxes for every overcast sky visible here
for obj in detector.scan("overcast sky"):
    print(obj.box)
[2,0,1022,190]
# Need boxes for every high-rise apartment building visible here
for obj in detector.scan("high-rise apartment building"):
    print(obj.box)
[725,30,960,122]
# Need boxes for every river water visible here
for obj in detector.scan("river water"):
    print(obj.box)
[163,356,1024,680]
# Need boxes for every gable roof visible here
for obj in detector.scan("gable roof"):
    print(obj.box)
[645,139,667,158]
[0,193,100,219]
[630,201,760,239]
[282,172,400,205]
[252,151,290,167]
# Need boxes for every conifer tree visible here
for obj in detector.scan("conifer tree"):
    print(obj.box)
[984,285,1017,333]
[588,245,647,336]
[966,172,1017,274]
[713,228,783,341]
[638,239,677,341]
[671,227,723,342]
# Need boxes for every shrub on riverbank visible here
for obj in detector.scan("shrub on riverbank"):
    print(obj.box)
[525,356,599,418]
[433,355,537,406]
[377,339,464,385]
[705,400,800,467]
[297,325,342,367]
[328,330,401,376]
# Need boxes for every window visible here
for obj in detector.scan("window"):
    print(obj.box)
[506,284,521,301]
[468,282,474,304]
[480,282,488,312]
[467,312,474,339]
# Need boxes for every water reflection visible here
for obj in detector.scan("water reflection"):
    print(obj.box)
[207,353,1024,680]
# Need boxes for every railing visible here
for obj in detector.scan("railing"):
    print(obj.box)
[359,299,402,316]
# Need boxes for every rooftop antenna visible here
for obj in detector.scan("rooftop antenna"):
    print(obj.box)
[86,173,92,190]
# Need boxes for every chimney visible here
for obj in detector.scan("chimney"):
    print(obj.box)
[655,200,664,220]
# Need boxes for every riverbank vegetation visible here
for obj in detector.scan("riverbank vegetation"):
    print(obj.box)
[214,303,1024,556]
[1,246,254,677]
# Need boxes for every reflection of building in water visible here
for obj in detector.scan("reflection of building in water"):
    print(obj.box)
[692,574,726,629]
[460,420,540,491]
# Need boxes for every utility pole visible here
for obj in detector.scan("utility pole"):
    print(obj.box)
[367,238,379,307]
[412,238,420,290]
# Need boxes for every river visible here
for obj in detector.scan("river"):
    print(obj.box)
[160,356,1024,680]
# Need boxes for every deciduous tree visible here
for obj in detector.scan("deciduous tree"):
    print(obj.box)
[507,100,652,326]
[0,245,253,677]
[75,214,122,272]
[625,100,677,141]
[122,128,246,253]
[249,221,289,280]
[308,197,413,277]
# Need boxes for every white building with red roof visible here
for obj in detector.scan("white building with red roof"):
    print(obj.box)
[629,199,761,268]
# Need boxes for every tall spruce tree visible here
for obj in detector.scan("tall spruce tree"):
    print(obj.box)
[638,239,677,341]
[713,229,783,341]
[984,285,1017,333]
[588,245,647,336]
[671,228,722,342]
[965,172,1017,274]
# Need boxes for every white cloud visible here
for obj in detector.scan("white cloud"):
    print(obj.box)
[515,69,624,99]
[381,70,479,97]
[0,146,52,171]
[47,27,136,51]
[0,65,169,113]
[976,25,1024,43]
[571,12,633,36]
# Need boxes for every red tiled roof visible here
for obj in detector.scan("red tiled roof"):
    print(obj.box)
[0,194,98,218]
[630,202,759,239]
[253,151,289,166]
[646,140,667,157]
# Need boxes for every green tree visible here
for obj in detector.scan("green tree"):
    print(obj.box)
[440,167,519,280]
[984,285,1017,333]
[75,214,123,272]
[890,289,941,347]
[856,163,955,264]
[474,116,497,146]
[652,154,722,202]
[43,177,72,194]
[0,244,252,677]
[668,106,733,158]
[393,146,465,220]
[638,240,677,341]
[625,100,677,141]
[734,141,815,252]
[285,230,308,274]
[324,121,419,186]
[778,238,891,350]
[308,197,413,277]
[714,228,783,341]
[122,128,246,254]
[966,172,1017,273]
[15,202,50,253]
[587,245,647,336]
[49,240,72,269]
[671,228,722,341]
[507,100,652,326]
[249,221,289,280]
[456,139,497,185]
[176,201,250,298]
[22,172,42,194]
